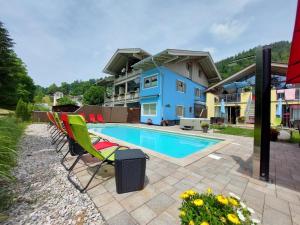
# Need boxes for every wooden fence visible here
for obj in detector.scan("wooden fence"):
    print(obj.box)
[32,105,141,123]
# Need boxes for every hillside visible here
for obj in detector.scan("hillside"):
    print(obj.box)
[216,41,291,79]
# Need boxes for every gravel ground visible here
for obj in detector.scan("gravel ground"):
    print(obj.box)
[4,124,106,225]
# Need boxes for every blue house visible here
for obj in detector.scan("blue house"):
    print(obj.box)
[132,49,221,125]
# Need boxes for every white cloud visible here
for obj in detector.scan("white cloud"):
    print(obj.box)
[210,20,248,43]
[0,0,295,86]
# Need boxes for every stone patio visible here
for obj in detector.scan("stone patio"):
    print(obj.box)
[63,125,300,225]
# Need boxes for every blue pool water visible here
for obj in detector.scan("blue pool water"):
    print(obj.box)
[89,125,221,158]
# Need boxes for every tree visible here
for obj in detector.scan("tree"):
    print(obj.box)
[47,83,59,95]
[0,21,35,108]
[15,98,32,121]
[83,85,105,105]
[57,96,76,106]
[60,82,70,95]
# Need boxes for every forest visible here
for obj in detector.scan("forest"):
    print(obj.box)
[216,41,291,79]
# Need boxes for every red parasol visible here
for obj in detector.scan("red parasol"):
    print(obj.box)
[287,0,300,84]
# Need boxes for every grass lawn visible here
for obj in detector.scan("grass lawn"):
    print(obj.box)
[290,130,300,143]
[0,116,27,219]
[212,125,254,137]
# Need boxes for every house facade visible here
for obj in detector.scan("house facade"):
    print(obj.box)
[103,48,221,125]
[205,63,300,127]
[103,48,150,107]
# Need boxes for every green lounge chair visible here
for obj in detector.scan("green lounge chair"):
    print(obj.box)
[67,115,128,192]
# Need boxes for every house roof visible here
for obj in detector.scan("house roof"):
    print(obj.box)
[103,48,151,75]
[132,49,222,83]
[205,62,288,92]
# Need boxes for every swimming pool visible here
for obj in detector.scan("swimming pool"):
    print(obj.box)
[89,125,221,158]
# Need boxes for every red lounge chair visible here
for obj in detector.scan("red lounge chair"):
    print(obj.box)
[89,114,97,123]
[97,114,104,123]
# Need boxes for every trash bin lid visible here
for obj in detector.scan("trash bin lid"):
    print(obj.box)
[115,149,146,160]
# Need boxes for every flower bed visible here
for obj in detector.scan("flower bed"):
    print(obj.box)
[179,188,259,225]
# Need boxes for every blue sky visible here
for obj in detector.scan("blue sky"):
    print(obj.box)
[0,0,297,86]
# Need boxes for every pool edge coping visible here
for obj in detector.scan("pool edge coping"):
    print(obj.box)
[88,124,231,167]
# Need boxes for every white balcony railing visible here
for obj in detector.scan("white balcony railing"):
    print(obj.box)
[115,70,140,83]
[104,92,139,104]
[215,93,241,103]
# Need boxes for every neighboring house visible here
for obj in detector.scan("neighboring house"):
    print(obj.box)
[103,48,151,107]
[70,95,83,106]
[103,48,221,125]
[205,63,299,126]
[53,91,82,106]
[53,91,64,106]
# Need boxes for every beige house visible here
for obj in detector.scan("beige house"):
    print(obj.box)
[205,63,299,126]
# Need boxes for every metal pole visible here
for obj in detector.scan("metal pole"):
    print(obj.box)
[252,46,271,181]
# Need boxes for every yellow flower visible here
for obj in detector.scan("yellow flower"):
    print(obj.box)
[200,222,209,225]
[179,211,186,217]
[180,193,189,199]
[228,197,239,206]
[207,188,213,194]
[189,221,195,225]
[216,195,229,205]
[193,199,204,206]
[186,189,196,196]
[220,217,226,223]
[227,214,241,224]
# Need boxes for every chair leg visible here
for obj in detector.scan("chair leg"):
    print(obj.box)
[67,153,109,193]
[80,161,105,193]
[61,149,72,171]
[56,138,67,153]
[51,130,60,140]
[52,132,63,145]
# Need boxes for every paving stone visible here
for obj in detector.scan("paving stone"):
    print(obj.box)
[146,193,176,215]
[153,180,174,193]
[87,184,107,199]
[148,212,179,225]
[173,178,194,191]
[163,175,179,186]
[93,191,114,208]
[130,204,157,224]
[99,200,124,220]
[264,194,290,215]
[262,206,292,225]
[107,211,138,225]
[289,202,300,225]
[242,192,265,213]
[120,186,158,212]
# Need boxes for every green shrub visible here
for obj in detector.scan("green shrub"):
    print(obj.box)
[179,189,257,225]
[15,99,33,121]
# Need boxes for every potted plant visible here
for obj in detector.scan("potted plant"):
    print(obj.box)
[179,188,259,225]
[270,128,280,141]
[237,116,245,124]
[201,122,209,133]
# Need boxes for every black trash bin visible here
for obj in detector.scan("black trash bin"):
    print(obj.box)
[115,149,148,194]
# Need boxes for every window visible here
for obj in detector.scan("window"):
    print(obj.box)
[176,105,184,117]
[195,88,201,97]
[144,75,158,88]
[176,80,186,92]
[198,69,204,78]
[186,62,192,78]
[142,103,157,116]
